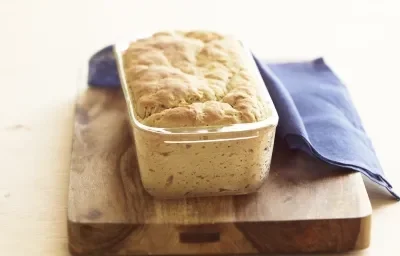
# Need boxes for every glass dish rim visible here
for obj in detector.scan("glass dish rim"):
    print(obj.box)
[114,32,279,136]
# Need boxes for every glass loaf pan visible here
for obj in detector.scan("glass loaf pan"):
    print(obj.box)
[114,33,279,199]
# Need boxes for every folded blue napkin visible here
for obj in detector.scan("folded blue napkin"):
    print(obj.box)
[88,45,399,200]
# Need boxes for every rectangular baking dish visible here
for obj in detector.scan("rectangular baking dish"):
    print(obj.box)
[114,33,279,199]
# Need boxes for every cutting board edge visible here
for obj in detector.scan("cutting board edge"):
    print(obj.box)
[67,214,371,255]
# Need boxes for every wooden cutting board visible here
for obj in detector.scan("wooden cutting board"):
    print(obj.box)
[67,87,372,256]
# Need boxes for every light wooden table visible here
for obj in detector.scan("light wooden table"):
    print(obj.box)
[1,1,399,255]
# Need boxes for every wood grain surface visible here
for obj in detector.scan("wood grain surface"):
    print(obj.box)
[68,87,372,255]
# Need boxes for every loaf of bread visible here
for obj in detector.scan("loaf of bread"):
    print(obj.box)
[122,30,270,128]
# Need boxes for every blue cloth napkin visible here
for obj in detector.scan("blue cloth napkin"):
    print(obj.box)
[88,45,399,200]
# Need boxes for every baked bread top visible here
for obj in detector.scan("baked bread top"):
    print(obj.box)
[122,30,270,128]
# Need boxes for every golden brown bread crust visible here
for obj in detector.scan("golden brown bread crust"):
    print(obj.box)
[122,30,270,128]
